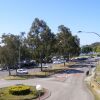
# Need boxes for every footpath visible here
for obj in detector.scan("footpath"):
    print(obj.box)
[85,67,100,99]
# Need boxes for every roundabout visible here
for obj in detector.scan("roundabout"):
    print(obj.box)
[0,67,94,100]
[0,84,50,100]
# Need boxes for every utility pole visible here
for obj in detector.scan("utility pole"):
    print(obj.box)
[18,32,25,69]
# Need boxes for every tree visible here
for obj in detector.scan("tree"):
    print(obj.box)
[56,25,80,65]
[81,46,92,54]
[93,46,100,52]
[28,18,43,63]
[40,26,56,62]
[18,32,31,64]
[0,33,20,75]
[68,35,80,57]
[83,42,100,53]
[28,18,56,71]
[56,25,71,65]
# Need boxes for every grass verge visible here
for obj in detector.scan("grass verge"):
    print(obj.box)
[87,83,100,100]
[5,76,27,80]
[5,71,50,80]
[5,62,73,80]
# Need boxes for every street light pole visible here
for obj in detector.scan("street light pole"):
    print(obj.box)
[78,31,100,38]
[36,84,42,100]
[77,30,100,76]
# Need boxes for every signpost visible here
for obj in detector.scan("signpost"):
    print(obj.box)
[36,84,42,100]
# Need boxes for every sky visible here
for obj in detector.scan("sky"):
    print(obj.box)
[0,0,100,46]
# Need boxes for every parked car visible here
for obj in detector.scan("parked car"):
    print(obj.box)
[0,67,7,71]
[17,69,28,75]
[17,60,37,68]
[0,68,3,71]
[53,60,61,64]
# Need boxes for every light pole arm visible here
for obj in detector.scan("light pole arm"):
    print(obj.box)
[87,32,100,38]
[78,31,100,38]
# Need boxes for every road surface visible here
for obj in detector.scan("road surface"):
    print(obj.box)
[0,64,94,100]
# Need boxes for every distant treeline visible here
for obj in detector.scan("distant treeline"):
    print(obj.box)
[81,42,100,53]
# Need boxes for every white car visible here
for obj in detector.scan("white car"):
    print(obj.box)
[0,68,3,71]
[53,60,61,64]
[17,69,28,75]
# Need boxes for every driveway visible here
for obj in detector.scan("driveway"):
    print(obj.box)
[0,66,94,100]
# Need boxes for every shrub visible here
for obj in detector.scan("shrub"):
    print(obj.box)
[9,85,30,95]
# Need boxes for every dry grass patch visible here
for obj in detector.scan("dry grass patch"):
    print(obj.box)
[30,71,50,77]
[5,76,27,80]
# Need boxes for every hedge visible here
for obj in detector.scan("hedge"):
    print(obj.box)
[9,85,30,95]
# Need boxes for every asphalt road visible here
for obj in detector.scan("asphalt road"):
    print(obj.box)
[0,68,41,78]
[0,65,94,100]
[0,63,52,78]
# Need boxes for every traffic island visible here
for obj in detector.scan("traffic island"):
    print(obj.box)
[0,84,51,100]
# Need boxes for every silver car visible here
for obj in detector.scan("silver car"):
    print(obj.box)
[17,69,28,75]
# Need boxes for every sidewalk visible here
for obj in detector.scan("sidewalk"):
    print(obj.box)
[85,67,96,82]
[85,67,100,99]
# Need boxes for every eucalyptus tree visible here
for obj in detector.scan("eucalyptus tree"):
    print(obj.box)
[57,25,72,62]
[28,18,56,71]
[56,25,80,65]
[40,26,56,62]
[28,18,43,64]
[68,35,80,57]
[0,33,19,75]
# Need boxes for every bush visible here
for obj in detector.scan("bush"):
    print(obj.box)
[9,85,30,95]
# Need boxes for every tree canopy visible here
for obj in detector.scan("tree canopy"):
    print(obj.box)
[0,18,81,72]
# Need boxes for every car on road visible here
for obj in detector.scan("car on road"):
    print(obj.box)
[17,69,28,75]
